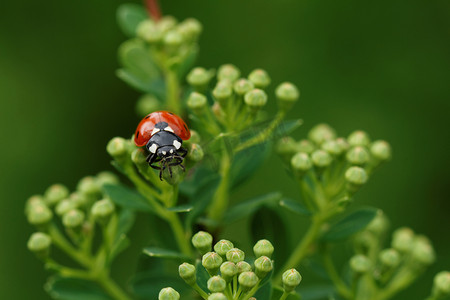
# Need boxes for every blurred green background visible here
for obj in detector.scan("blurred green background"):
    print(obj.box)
[1,0,449,298]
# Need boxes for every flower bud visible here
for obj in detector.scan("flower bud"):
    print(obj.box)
[188,144,204,162]
[348,130,371,147]
[44,184,69,206]
[27,203,53,226]
[25,195,45,215]
[158,16,178,33]
[162,165,184,185]
[253,239,274,258]
[350,254,371,274]
[234,78,254,96]
[411,235,435,265]
[282,269,302,293]
[213,80,233,105]
[345,167,368,193]
[96,171,119,187]
[308,124,336,145]
[214,239,234,257]
[220,262,238,282]
[370,140,391,161]
[208,293,227,300]
[163,30,183,49]
[297,139,315,154]
[346,146,370,165]
[311,150,332,168]
[244,89,268,111]
[91,199,115,221]
[322,140,342,156]
[433,271,450,297]
[62,209,85,228]
[202,252,223,275]
[187,68,213,89]
[391,227,415,253]
[27,232,51,257]
[218,64,240,82]
[276,137,298,157]
[187,92,208,115]
[177,18,202,42]
[136,94,161,117]
[188,130,201,144]
[69,192,88,207]
[366,210,389,235]
[335,137,350,153]
[238,272,258,292]
[291,152,313,173]
[275,82,299,111]
[192,231,213,254]
[379,248,400,268]
[55,199,77,216]
[179,262,196,285]
[137,20,157,42]
[107,137,128,159]
[254,256,273,279]
[207,276,226,292]
[131,148,148,165]
[77,176,101,197]
[248,69,271,88]
[226,248,245,263]
[158,287,180,300]
[236,261,252,274]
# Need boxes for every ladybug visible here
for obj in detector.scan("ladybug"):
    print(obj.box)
[134,111,191,180]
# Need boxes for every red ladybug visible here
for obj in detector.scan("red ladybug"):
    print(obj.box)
[134,111,191,179]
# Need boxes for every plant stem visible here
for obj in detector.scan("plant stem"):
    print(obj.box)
[144,0,161,21]
[279,292,290,300]
[166,211,192,256]
[192,283,209,299]
[321,246,353,299]
[97,273,133,300]
[166,69,181,115]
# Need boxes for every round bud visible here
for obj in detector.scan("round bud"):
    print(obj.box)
[276,136,298,157]
[202,252,223,275]
[346,146,370,165]
[220,262,238,282]
[27,203,53,225]
[131,148,147,165]
[77,176,101,196]
[192,231,213,254]
[238,272,259,291]
[308,124,336,145]
[345,166,368,186]
[96,171,119,187]
[158,16,178,33]
[297,139,315,154]
[55,199,77,216]
[208,293,227,300]
[44,184,69,206]
[136,20,158,42]
[366,210,389,235]
[248,69,271,88]
[254,256,273,279]
[370,140,391,161]
[187,67,212,88]
[177,18,202,41]
[291,152,313,173]
[433,271,450,296]
[91,199,115,220]
[311,150,332,168]
[236,261,252,274]
[348,130,371,147]
[379,248,400,268]
[322,140,342,156]
[411,236,435,265]
[69,192,88,208]
[214,239,234,257]
[335,137,350,153]
[207,276,226,292]
[179,263,196,285]
[158,287,180,300]
[189,144,204,162]
[391,227,415,253]
[187,92,208,114]
[62,209,85,228]
[350,254,371,274]
[253,239,275,258]
[217,64,240,82]
[163,30,183,48]
[282,269,302,293]
[275,82,299,111]
[27,232,51,253]
[136,94,161,117]
[234,78,254,96]
[189,130,201,144]
[226,248,245,263]
[244,89,268,110]
[107,137,128,158]
[213,80,233,104]
[25,195,46,215]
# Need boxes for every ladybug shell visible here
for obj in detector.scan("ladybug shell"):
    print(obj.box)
[134,111,191,147]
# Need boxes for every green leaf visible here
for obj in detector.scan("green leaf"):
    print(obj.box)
[279,198,311,216]
[195,261,210,293]
[254,279,272,300]
[300,284,336,300]
[131,270,187,299]
[321,207,379,242]
[116,4,148,37]
[118,39,159,82]
[116,69,165,97]
[115,209,135,241]
[273,119,303,138]
[142,247,190,260]
[167,204,194,213]
[102,184,153,212]
[45,276,112,300]
[110,235,130,260]
[177,46,199,79]
[223,192,282,224]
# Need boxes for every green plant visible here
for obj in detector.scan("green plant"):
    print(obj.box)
[25,2,449,300]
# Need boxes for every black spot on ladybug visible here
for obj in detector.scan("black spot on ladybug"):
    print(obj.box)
[168,112,174,115]
[184,124,188,130]
[136,132,139,138]
[145,115,150,119]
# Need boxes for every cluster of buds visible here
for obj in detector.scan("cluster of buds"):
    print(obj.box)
[158,231,302,299]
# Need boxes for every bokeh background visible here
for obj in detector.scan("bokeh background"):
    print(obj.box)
[1,0,449,298]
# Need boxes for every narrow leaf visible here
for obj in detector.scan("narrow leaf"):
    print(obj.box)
[116,4,148,37]
[142,247,190,260]
[118,39,159,80]
[45,276,112,300]
[195,261,210,293]
[279,198,311,216]
[116,69,165,97]
[103,184,153,212]
[167,204,194,213]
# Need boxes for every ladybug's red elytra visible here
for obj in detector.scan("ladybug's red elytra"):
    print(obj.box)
[134,111,191,180]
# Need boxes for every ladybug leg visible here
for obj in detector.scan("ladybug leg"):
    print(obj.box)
[178,147,188,158]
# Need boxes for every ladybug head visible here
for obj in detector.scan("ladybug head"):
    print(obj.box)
[156,145,179,159]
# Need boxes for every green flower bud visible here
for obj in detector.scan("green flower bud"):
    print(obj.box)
[131,148,148,165]
[311,149,332,168]
[254,256,273,279]
[244,89,268,110]
[55,199,77,216]
[136,19,157,42]
[433,271,450,297]
[177,18,202,42]
[411,235,435,265]
[202,252,223,275]
[391,227,415,253]
[370,140,391,161]
[248,69,271,88]
[238,271,258,292]
[163,30,183,49]
[158,16,178,33]
[345,166,368,189]
[335,137,350,153]
[27,232,51,258]
[107,137,128,159]
[282,269,302,293]
[348,130,371,147]
[62,209,85,228]
[253,239,274,258]
[179,262,196,285]
[96,171,119,187]
[188,144,204,162]
[207,276,226,292]
[136,94,161,117]
[27,203,53,226]
[44,184,69,206]
[187,67,213,89]
[214,239,234,257]
[218,64,240,82]
[297,139,315,154]
[91,199,115,220]
[158,287,180,300]
[350,254,371,274]
[276,136,298,157]
[213,80,233,105]
[236,261,252,274]
[291,152,313,173]
[192,231,213,254]
[379,248,400,268]
[322,140,342,156]
[187,92,208,114]
[220,261,238,282]
[346,146,370,165]
[226,248,245,263]
[208,293,227,300]
[234,78,254,96]
[161,165,184,185]
[308,124,336,145]
[77,176,101,196]
[366,210,389,235]
[25,195,45,215]
[189,130,201,144]
[69,192,88,207]
[275,82,299,111]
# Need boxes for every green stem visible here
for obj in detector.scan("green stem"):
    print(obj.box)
[279,292,290,300]
[166,69,181,115]
[373,266,419,300]
[166,212,192,256]
[192,283,209,299]
[97,273,133,300]
[321,246,353,299]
